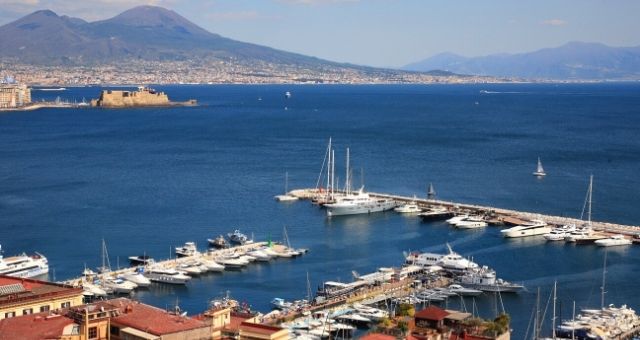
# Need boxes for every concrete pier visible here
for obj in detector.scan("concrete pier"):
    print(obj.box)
[291,188,640,237]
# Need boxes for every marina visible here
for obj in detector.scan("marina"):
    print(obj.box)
[2,84,640,338]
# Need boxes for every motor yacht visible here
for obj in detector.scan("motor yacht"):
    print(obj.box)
[128,254,154,266]
[500,220,550,238]
[0,244,49,278]
[456,266,523,293]
[175,242,198,257]
[145,267,191,284]
[228,230,249,245]
[455,220,488,229]
[446,214,469,225]
[447,284,483,296]
[394,197,422,214]
[543,224,576,241]
[595,234,632,247]
[207,235,227,249]
[418,207,454,221]
[200,259,225,272]
[119,270,151,287]
[325,187,396,217]
[103,277,137,294]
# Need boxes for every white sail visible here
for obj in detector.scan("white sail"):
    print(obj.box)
[533,157,546,176]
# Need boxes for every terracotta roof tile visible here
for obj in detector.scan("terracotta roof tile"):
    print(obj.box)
[360,333,397,340]
[414,306,450,321]
[0,312,75,340]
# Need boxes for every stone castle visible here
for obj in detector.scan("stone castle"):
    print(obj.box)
[91,86,186,107]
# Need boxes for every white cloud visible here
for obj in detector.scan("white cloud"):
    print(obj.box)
[541,19,567,26]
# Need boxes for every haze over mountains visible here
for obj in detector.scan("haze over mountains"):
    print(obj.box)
[1,5,638,81]
[403,42,640,80]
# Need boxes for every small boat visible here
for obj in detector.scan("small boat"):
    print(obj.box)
[228,230,249,245]
[456,266,523,293]
[175,242,198,257]
[178,263,203,276]
[128,254,154,266]
[533,157,546,176]
[275,172,299,202]
[207,235,227,249]
[595,234,632,247]
[247,249,272,262]
[216,255,249,269]
[285,91,292,99]
[394,196,422,214]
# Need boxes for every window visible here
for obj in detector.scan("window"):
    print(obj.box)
[22,308,33,315]
[4,311,16,318]
[110,325,120,335]
[88,326,98,339]
[61,302,71,308]
[40,305,50,312]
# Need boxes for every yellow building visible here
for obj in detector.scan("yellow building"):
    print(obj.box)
[90,86,169,107]
[0,83,31,108]
[0,275,84,321]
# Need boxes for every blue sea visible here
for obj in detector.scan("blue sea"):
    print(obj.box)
[2,83,640,338]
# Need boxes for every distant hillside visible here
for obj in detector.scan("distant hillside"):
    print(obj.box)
[0,6,340,67]
[403,42,640,80]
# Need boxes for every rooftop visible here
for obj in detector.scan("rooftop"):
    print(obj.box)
[414,306,450,321]
[0,275,82,307]
[104,298,209,336]
[0,312,76,340]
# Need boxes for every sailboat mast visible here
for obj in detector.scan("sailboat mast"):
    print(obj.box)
[601,250,607,309]
[331,149,335,199]
[587,175,593,226]
[534,287,540,340]
[345,147,350,195]
[284,171,288,195]
[552,281,557,340]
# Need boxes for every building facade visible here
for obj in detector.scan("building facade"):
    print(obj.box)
[0,84,31,108]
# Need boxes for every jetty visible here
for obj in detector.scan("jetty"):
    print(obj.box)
[290,188,640,237]
[61,241,297,287]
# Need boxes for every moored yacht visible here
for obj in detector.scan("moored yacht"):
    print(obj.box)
[543,224,576,241]
[405,244,478,273]
[447,284,483,296]
[418,207,454,221]
[394,196,422,214]
[145,267,191,284]
[207,235,227,249]
[120,269,151,287]
[325,187,397,217]
[0,245,49,278]
[500,220,550,238]
[228,230,249,244]
[456,266,523,293]
[128,254,154,266]
[595,234,632,247]
[175,242,198,257]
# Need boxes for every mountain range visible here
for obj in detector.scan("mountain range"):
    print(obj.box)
[0,6,341,67]
[403,42,640,80]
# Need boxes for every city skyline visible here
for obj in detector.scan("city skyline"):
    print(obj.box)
[1,0,640,68]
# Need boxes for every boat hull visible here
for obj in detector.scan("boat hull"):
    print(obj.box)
[325,200,396,216]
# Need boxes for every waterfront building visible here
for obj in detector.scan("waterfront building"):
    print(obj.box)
[0,83,31,108]
[0,275,83,321]
[238,322,289,340]
[410,306,510,340]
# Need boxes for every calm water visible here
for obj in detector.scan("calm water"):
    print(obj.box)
[2,83,640,337]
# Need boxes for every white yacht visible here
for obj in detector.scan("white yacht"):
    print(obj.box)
[145,267,191,284]
[103,278,137,294]
[325,187,396,217]
[455,220,488,229]
[533,157,546,176]
[0,245,49,278]
[543,224,577,241]
[447,284,483,296]
[247,249,272,262]
[500,220,550,238]
[175,242,198,257]
[394,197,422,214]
[120,270,151,287]
[216,254,249,268]
[457,266,524,293]
[200,259,225,272]
[228,230,249,245]
[405,244,478,273]
[595,234,632,247]
[446,214,469,225]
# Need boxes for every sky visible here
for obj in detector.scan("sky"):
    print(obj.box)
[1,0,640,67]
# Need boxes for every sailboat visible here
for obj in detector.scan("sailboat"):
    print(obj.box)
[533,157,546,176]
[274,171,298,202]
[97,239,111,274]
[427,182,436,199]
[564,175,606,244]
